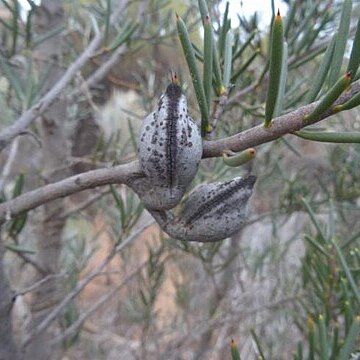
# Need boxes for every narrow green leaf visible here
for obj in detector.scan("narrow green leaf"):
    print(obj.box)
[9,213,27,238]
[127,118,138,152]
[303,72,351,124]
[12,173,24,198]
[104,0,111,45]
[231,50,260,83]
[271,0,275,19]
[333,89,360,112]
[197,0,223,94]
[301,198,327,242]
[339,316,360,360]
[328,0,352,87]
[176,14,209,136]
[106,23,138,52]
[343,300,354,333]
[288,2,317,47]
[273,41,288,117]
[25,6,33,48]
[250,329,266,360]
[303,234,329,257]
[306,34,336,103]
[24,58,35,108]
[347,17,360,79]
[110,185,126,230]
[213,45,224,95]
[11,0,19,55]
[330,322,340,360]
[305,12,332,52]
[284,0,296,39]
[203,15,213,110]
[333,240,360,306]
[192,42,204,62]
[139,289,148,306]
[223,30,233,89]
[197,0,209,25]
[294,130,360,143]
[219,1,229,59]
[318,314,328,360]
[290,44,327,70]
[231,339,241,360]
[0,55,24,101]
[232,29,258,62]
[223,148,256,167]
[264,10,284,127]
[307,317,315,360]
[32,26,65,48]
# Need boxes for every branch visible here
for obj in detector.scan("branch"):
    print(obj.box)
[21,219,153,348]
[1,79,360,222]
[202,78,360,158]
[0,161,142,222]
[50,259,148,346]
[0,1,130,152]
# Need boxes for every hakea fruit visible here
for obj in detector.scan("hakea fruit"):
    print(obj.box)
[135,78,202,210]
[150,175,256,242]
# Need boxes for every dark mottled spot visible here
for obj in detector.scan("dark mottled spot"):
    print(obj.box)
[146,126,150,131]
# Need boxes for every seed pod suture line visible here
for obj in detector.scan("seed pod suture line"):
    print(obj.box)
[149,175,256,242]
[135,80,202,210]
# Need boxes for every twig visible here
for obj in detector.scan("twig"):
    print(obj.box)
[21,219,154,348]
[0,1,130,152]
[80,44,128,94]
[0,137,19,191]
[0,160,143,222]
[1,78,360,221]
[203,78,360,158]
[5,244,47,275]
[50,259,148,345]
[57,189,110,220]
[14,273,67,298]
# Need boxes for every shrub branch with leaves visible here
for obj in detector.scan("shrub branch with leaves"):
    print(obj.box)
[1,0,360,359]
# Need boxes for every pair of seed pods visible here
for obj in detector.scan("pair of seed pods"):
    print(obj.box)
[133,82,255,242]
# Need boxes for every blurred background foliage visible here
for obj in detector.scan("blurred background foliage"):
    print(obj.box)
[1,0,360,359]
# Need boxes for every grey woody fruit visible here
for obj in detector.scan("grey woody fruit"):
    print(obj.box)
[136,82,202,210]
[176,175,256,241]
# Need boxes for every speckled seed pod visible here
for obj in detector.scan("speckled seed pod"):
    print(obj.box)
[177,175,256,242]
[137,82,203,210]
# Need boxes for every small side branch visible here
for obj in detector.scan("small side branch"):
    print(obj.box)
[202,78,360,158]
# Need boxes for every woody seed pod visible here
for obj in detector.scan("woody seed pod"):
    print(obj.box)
[175,175,256,241]
[136,81,202,210]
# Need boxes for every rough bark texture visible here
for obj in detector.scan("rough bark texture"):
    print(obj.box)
[23,2,67,359]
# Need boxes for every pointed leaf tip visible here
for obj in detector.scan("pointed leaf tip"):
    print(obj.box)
[277,9,281,17]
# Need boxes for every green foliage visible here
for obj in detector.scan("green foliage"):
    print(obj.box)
[3,0,360,358]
